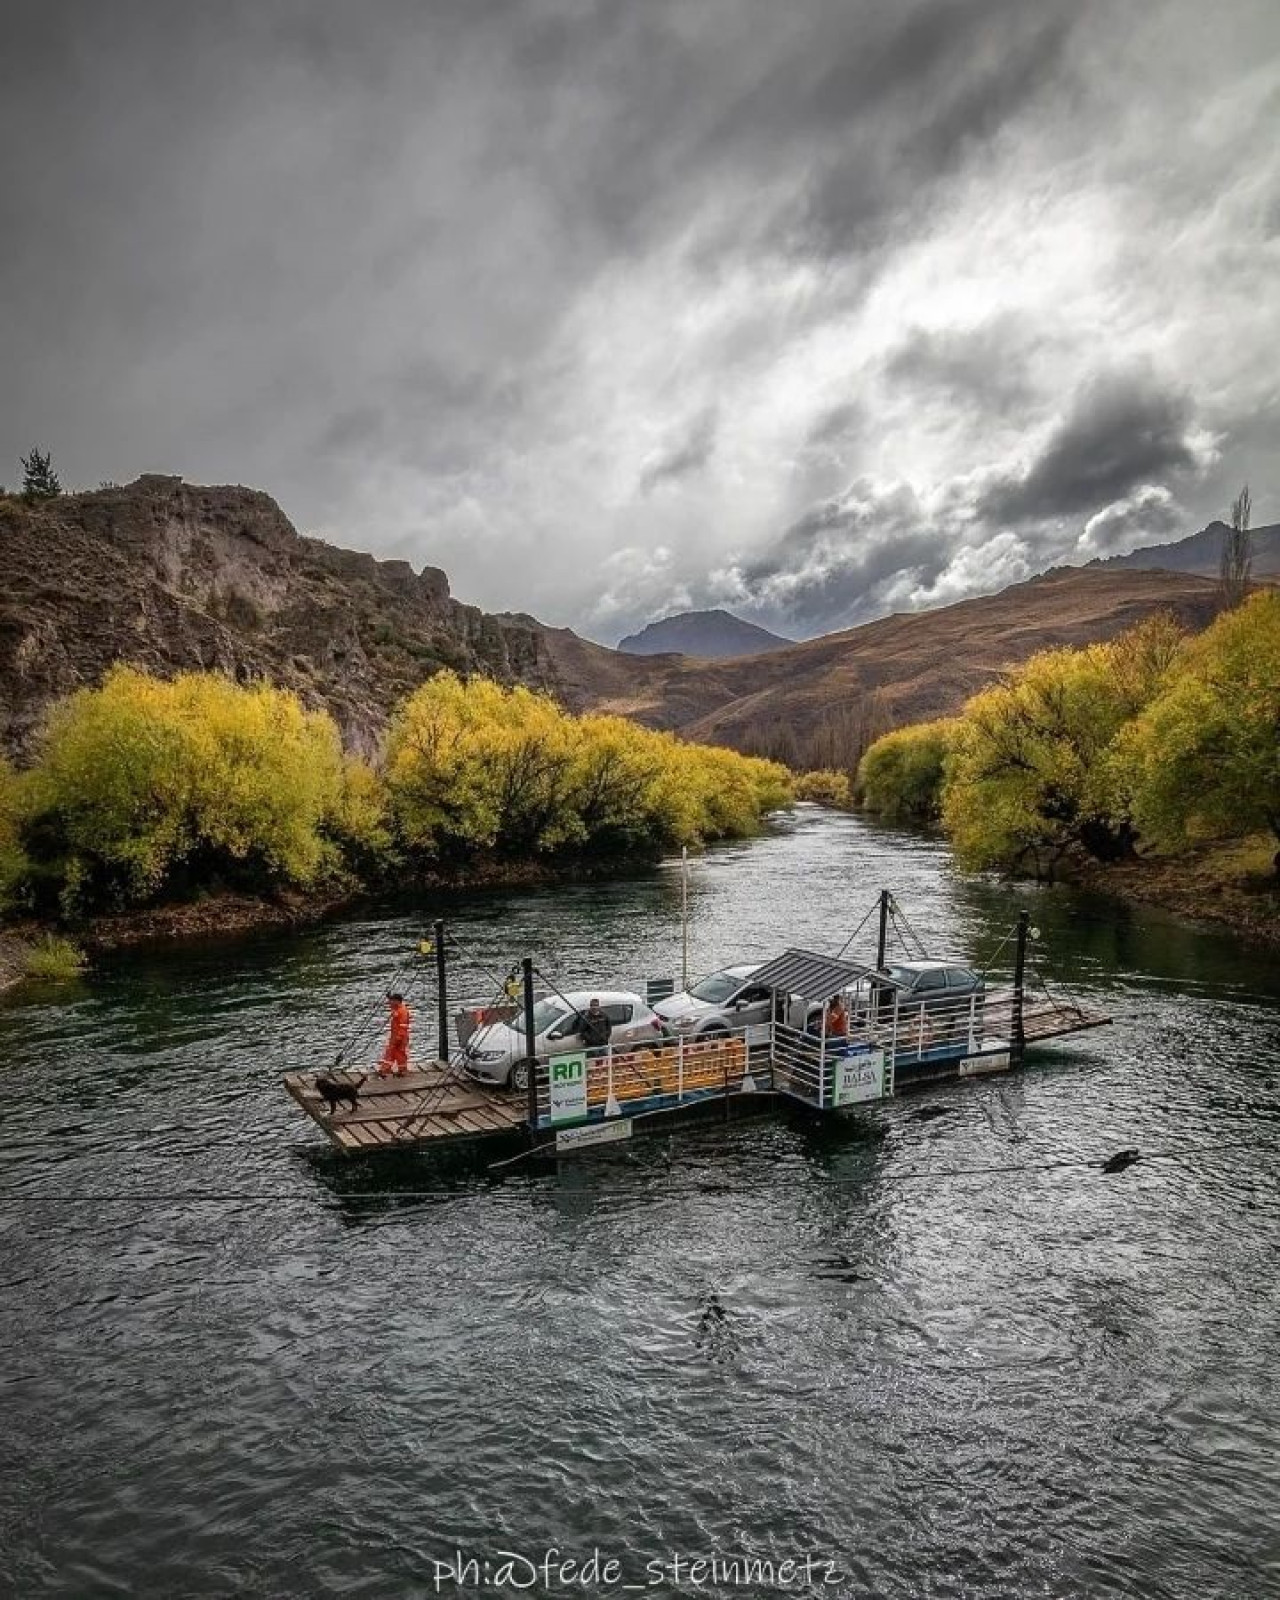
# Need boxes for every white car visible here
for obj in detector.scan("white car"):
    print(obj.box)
[653,964,773,1037]
[462,988,671,1091]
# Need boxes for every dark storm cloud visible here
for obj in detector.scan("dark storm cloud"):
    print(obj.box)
[883,319,1040,416]
[979,369,1201,526]
[726,482,949,634]
[0,0,1275,639]
[805,401,862,450]
[790,2,1077,253]
[1075,486,1185,558]
[638,407,718,495]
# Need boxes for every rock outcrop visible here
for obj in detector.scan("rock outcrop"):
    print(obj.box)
[0,476,561,756]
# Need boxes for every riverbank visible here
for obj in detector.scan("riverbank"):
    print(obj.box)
[7,849,668,963]
[0,929,32,993]
[1073,836,1280,947]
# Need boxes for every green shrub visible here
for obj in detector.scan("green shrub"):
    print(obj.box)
[22,934,85,981]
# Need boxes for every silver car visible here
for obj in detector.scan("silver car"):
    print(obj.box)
[462,988,670,1091]
[652,964,773,1037]
[884,961,985,1040]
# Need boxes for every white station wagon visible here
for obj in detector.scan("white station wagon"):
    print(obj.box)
[652,964,774,1036]
[462,988,670,1091]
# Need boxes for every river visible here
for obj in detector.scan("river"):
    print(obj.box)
[2,806,1278,1599]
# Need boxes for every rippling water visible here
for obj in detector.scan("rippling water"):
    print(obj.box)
[2,807,1279,1598]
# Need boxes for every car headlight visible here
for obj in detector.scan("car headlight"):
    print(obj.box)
[470,1049,507,1063]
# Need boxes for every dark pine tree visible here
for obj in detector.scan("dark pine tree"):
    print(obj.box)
[20,447,61,500]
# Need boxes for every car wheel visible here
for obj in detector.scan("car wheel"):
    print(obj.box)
[509,1059,530,1094]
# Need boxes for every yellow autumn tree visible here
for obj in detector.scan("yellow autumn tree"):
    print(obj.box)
[0,755,25,909]
[385,672,792,861]
[793,769,853,808]
[939,616,1188,874]
[1122,591,1280,860]
[858,719,958,822]
[17,667,362,912]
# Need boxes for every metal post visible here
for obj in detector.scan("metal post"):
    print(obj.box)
[876,889,891,971]
[434,918,448,1066]
[681,846,689,991]
[522,956,538,1129]
[1011,910,1030,1069]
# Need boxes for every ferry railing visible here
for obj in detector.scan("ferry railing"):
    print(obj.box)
[771,1021,825,1105]
[531,1028,759,1129]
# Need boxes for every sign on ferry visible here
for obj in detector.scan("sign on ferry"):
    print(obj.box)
[959,1048,1011,1076]
[556,1119,632,1153]
[548,1051,589,1124]
[832,1049,885,1106]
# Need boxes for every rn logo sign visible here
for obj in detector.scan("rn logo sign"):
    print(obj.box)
[548,1051,589,1125]
[832,1049,885,1107]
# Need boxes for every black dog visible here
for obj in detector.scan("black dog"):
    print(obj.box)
[314,1073,365,1116]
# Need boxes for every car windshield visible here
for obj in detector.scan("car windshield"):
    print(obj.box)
[688,970,744,1004]
[510,999,570,1035]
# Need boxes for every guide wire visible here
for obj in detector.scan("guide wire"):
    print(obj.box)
[833,900,878,961]
[4,1136,1275,1206]
[888,899,931,961]
[329,949,424,1069]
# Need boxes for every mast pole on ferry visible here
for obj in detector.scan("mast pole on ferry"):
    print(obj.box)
[681,846,689,991]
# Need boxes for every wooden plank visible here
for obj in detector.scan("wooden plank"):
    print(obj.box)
[452,1109,493,1135]
[473,1104,522,1132]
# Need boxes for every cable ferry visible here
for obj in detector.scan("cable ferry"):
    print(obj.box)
[283,891,1110,1158]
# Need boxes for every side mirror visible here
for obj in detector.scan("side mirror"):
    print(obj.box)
[547,1029,565,1042]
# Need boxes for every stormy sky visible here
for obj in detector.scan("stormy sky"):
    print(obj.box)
[2,1,1277,643]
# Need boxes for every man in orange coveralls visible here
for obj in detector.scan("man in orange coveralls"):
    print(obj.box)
[379,992,412,1077]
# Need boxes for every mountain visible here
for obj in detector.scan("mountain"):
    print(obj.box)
[0,476,561,756]
[617,608,792,658]
[1088,518,1280,577]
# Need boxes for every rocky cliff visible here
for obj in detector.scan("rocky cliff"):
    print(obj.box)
[0,476,560,756]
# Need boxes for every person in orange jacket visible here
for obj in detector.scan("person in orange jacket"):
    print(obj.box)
[379,992,412,1077]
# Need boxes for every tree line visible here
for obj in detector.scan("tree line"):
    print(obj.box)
[0,669,793,920]
[856,591,1280,879]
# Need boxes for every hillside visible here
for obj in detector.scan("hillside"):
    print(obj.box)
[1088,518,1280,577]
[0,477,1243,777]
[551,568,1230,766]
[0,476,562,756]
[618,608,792,657]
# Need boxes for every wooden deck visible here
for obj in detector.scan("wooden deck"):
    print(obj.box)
[1021,1000,1112,1042]
[283,1065,525,1154]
